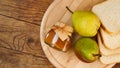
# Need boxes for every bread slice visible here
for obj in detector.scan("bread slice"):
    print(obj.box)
[100,28,120,49]
[98,34,119,65]
[100,54,120,64]
[98,33,120,55]
[92,0,120,33]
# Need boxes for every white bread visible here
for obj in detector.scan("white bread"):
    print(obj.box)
[98,33,120,55]
[100,28,120,49]
[100,54,120,64]
[98,33,118,65]
[92,0,120,33]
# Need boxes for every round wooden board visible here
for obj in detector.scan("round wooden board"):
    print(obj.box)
[40,0,115,68]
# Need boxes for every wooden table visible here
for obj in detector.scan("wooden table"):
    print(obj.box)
[0,0,120,68]
[0,0,55,68]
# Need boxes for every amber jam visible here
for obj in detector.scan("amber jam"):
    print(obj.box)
[44,29,71,51]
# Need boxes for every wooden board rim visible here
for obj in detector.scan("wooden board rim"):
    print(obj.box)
[40,0,63,68]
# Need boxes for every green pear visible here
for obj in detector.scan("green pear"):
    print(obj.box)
[74,38,100,63]
[66,7,100,37]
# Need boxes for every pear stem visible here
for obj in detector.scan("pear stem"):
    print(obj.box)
[93,54,101,57]
[66,6,73,14]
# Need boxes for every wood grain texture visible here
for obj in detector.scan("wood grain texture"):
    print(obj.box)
[0,15,55,68]
[0,0,55,68]
[0,15,42,56]
[0,47,54,68]
[0,0,53,25]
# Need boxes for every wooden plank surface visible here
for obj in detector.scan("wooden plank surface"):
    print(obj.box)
[0,0,53,25]
[0,0,55,68]
[0,47,54,68]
